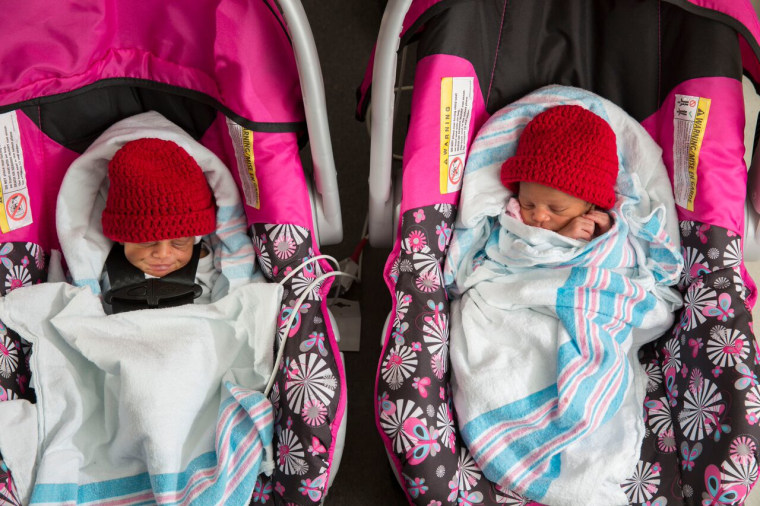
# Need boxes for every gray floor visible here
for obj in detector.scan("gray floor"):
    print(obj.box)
[299,2,409,504]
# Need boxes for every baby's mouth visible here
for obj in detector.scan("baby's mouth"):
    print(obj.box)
[148,264,173,273]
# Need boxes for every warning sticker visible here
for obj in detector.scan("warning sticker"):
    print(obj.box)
[440,77,474,194]
[0,111,32,233]
[673,94,711,211]
[227,119,260,209]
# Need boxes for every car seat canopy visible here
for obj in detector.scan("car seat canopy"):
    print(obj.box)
[0,1,305,126]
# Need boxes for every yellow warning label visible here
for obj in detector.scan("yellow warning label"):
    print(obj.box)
[440,77,453,193]
[227,118,261,210]
[241,128,260,209]
[673,94,710,212]
[439,77,473,194]
[685,98,710,211]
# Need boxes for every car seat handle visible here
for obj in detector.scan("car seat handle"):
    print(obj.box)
[368,0,414,247]
[745,127,760,261]
[278,0,343,245]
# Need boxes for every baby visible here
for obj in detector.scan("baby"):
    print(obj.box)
[500,104,618,240]
[100,138,218,308]
[446,96,684,505]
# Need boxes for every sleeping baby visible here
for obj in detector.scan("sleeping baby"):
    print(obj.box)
[0,112,279,504]
[444,87,684,506]
[99,137,219,312]
[500,105,616,241]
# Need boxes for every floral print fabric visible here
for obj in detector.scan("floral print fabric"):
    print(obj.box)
[0,242,43,402]
[624,221,760,505]
[250,224,345,505]
[0,242,45,506]
[377,206,760,505]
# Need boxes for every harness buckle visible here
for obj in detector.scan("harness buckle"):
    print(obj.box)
[104,278,203,307]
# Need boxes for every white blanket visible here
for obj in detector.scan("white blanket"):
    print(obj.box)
[0,281,280,505]
[444,86,684,505]
[0,112,282,505]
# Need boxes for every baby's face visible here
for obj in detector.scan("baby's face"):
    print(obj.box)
[517,182,592,232]
[123,237,195,277]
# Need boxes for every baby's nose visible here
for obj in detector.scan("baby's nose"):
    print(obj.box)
[153,242,171,258]
[532,210,549,223]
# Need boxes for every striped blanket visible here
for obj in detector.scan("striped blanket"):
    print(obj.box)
[444,86,684,505]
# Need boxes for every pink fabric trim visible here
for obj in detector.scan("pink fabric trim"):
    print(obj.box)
[203,112,344,475]
[685,0,760,43]
[641,76,757,306]
[641,77,746,234]
[400,55,489,214]
[357,48,376,120]
[1,1,303,123]
[201,123,314,230]
[377,246,413,505]
[376,54,487,492]
[742,37,760,84]
[402,0,445,36]
[684,1,760,86]
[3,111,78,252]
[357,0,446,118]
[321,292,347,481]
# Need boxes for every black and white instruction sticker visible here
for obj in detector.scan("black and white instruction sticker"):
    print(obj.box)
[0,111,32,232]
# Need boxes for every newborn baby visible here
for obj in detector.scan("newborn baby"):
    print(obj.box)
[444,92,683,506]
[500,104,616,241]
[100,138,219,310]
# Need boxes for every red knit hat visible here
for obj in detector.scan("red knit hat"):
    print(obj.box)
[102,138,216,243]
[500,105,619,210]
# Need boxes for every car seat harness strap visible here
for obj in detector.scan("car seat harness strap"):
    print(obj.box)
[103,242,202,313]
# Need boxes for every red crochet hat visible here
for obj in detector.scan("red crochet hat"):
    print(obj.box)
[102,138,216,243]
[500,105,619,210]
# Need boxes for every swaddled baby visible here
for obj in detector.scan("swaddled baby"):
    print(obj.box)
[445,93,683,506]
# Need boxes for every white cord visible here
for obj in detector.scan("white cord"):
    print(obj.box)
[278,254,341,286]
[264,269,357,397]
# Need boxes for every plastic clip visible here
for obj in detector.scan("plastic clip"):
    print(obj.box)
[104,278,202,307]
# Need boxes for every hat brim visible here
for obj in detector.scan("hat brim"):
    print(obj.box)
[500,155,617,210]
[102,209,217,243]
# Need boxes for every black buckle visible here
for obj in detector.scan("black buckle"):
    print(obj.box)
[104,278,203,307]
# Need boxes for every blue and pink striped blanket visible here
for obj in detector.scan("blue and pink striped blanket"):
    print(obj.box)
[444,86,684,505]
